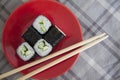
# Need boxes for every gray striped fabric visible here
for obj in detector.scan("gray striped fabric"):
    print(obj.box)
[0,0,120,80]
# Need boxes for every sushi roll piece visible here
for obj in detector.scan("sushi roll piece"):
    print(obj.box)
[34,39,53,57]
[44,25,65,46]
[33,15,52,34]
[17,42,35,61]
[22,26,42,47]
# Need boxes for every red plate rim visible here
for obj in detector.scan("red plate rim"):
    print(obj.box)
[2,0,83,79]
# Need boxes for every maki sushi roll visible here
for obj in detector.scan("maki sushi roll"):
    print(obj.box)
[17,42,35,61]
[33,15,52,34]
[44,25,65,46]
[21,15,66,59]
[22,27,42,47]
[34,39,52,57]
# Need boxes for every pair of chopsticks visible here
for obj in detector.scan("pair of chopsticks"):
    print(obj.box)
[0,33,108,80]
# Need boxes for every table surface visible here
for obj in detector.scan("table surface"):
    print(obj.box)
[0,0,120,80]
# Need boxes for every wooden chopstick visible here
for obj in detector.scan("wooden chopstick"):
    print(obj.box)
[17,35,108,80]
[0,33,106,79]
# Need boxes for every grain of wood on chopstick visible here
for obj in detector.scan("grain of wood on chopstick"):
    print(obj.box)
[0,33,106,79]
[17,35,108,80]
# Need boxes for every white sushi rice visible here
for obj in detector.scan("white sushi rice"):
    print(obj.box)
[34,39,52,57]
[33,15,51,34]
[17,42,35,61]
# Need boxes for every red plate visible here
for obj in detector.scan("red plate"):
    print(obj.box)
[2,0,82,79]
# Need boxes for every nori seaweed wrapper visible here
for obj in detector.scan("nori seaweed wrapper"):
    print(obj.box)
[22,26,42,46]
[44,25,65,46]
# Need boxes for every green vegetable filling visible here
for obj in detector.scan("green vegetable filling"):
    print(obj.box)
[20,45,31,57]
[39,20,46,32]
[39,21,44,24]
[38,41,49,51]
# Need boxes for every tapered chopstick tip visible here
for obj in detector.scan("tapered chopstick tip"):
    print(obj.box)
[105,35,109,39]
[100,33,107,37]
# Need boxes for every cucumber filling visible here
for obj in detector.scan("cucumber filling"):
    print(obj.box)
[20,45,31,57]
[38,41,49,51]
[39,20,46,32]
